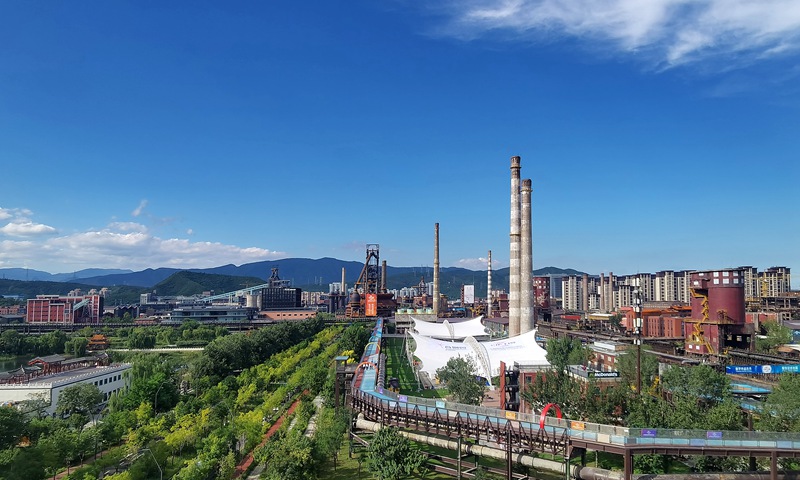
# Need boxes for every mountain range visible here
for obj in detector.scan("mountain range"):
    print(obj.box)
[0,259,584,302]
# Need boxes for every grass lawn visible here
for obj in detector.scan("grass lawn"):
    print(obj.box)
[383,338,449,399]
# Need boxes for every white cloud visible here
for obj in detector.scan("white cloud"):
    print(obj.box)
[0,223,285,272]
[132,199,148,217]
[0,221,58,237]
[454,257,489,269]
[187,229,194,235]
[434,0,800,67]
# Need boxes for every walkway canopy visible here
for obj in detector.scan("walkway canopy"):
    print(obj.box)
[410,316,489,340]
[409,329,549,382]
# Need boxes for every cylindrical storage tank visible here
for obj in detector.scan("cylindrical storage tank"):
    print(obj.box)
[246,293,257,308]
[707,269,746,324]
[534,276,550,309]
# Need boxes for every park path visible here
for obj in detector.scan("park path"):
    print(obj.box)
[232,395,304,479]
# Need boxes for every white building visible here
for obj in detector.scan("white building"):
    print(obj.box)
[0,361,131,415]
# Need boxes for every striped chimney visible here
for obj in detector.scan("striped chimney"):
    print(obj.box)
[433,222,440,316]
[487,250,493,318]
[509,156,521,336]
[520,178,534,334]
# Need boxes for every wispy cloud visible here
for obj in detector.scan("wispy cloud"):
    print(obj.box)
[433,0,800,68]
[454,256,509,269]
[132,199,148,217]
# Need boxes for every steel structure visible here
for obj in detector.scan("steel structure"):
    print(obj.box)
[351,318,800,480]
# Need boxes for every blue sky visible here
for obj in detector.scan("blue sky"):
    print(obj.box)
[1,1,798,283]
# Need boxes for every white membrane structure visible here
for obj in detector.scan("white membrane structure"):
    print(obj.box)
[410,316,489,340]
[409,329,549,384]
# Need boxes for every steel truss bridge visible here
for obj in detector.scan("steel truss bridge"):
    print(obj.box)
[348,318,800,480]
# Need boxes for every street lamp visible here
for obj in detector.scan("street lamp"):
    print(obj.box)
[153,380,171,412]
[632,287,643,395]
[139,448,162,480]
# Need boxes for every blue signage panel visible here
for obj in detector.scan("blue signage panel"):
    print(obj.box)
[642,429,657,438]
[726,364,800,374]
[706,431,723,439]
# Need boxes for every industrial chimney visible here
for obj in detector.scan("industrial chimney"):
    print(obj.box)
[520,178,533,334]
[433,222,440,317]
[381,260,387,293]
[509,156,521,336]
[487,250,492,318]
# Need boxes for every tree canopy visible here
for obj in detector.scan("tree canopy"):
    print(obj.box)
[366,427,426,480]
[436,356,486,405]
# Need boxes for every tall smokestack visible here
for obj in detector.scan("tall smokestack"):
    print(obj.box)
[341,267,346,311]
[509,156,521,336]
[609,271,615,311]
[487,250,493,318]
[433,222,440,316]
[520,179,533,334]
[381,260,387,293]
[582,273,589,314]
[599,273,605,312]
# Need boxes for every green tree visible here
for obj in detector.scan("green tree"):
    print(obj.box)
[313,407,348,469]
[756,321,792,353]
[616,346,659,393]
[760,374,800,432]
[339,323,371,358]
[436,356,486,405]
[64,337,89,357]
[545,337,587,371]
[0,405,26,449]
[56,383,103,419]
[366,427,426,480]
[262,431,316,480]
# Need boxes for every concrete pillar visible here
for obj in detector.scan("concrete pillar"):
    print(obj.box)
[509,156,521,336]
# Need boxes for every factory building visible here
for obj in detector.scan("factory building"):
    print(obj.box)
[684,268,753,355]
[26,294,103,324]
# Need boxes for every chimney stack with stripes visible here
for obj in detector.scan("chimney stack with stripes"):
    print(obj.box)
[509,156,521,336]
[520,178,534,334]
[433,222,440,317]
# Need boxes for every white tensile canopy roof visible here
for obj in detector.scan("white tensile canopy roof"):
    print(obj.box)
[409,329,549,382]
[410,316,489,340]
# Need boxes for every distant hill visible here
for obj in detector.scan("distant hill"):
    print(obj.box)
[1,259,584,302]
[152,271,267,297]
[0,279,146,305]
[0,268,132,282]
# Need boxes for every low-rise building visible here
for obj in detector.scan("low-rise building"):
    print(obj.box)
[0,356,131,415]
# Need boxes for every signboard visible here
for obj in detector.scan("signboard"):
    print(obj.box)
[398,395,408,403]
[570,421,585,430]
[463,285,475,304]
[706,431,723,439]
[435,401,446,409]
[365,293,378,317]
[642,429,657,438]
[588,371,620,378]
[726,364,800,375]
[505,411,517,420]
